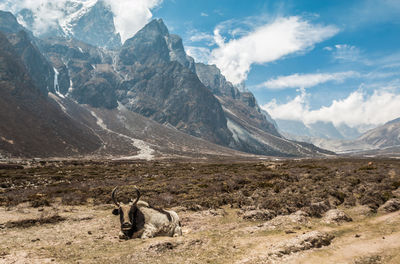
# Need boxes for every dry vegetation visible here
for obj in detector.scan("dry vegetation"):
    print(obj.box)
[1,158,400,263]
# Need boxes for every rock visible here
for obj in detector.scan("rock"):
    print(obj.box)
[379,198,400,212]
[262,210,309,229]
[323,209,352,224]
[276,231,334,255]
[241,209,276,221]
[207,208,227,217]
[392,188,400,198]
[71,0,121,50]
[189,204,203,211]
[305,201,331,217]
[149,241,180,252]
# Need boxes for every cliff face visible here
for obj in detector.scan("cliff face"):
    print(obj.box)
[116,19,233,146]
[0,32,101,157]
[71,0,122,50]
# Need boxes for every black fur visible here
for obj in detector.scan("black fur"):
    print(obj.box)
[112,203,172,239]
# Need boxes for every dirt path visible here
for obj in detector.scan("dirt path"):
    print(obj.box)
[1,204,400,264]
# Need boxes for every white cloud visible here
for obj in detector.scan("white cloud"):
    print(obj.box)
[209,16,339,85]
[201,12,208,17]
[103,0,162,42]
[262,88,400,127]
[259,71,359,90]
[185,46,212,64]
[189,32,215,44]
[324,44,361,62]
[1,0,73,35]
[1,0,162,42]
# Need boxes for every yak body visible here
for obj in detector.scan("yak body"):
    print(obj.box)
[112,188,182,239]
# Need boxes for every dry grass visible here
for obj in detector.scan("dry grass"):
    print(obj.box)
[1,158,400,263]
[1,158,399,214]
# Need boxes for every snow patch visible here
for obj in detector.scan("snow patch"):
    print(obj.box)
[227,118,251,143]
[222,106,240,119]
[89,109,154,160]
[53,68,65,98]
[67,79,74,94]
[58,0,98,37]
[49,93,68,114]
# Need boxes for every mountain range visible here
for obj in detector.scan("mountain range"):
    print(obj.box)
[0,4,342,159]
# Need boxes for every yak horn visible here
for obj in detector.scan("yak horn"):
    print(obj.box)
[111,186,120,206]
[131,186,141,205]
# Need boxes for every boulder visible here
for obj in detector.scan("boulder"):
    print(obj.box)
[276,231,334,255]
[323,209,352,224]
[263,210,309,230]
[304,201,331,217]
[241,208,276,221]
[379,198,400,212]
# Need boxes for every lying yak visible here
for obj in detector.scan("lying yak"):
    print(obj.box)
[111,186,182,239]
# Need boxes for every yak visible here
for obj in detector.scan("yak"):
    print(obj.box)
[111,186,182,239]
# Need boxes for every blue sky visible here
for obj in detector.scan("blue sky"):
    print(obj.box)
[152,0,400,129]
[1,0,400,130]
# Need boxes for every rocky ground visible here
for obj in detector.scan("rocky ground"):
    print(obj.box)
[1,158,400,263]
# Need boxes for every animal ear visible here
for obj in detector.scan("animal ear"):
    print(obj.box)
[112,208,119,215]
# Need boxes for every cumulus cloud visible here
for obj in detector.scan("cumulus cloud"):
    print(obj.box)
[103,0,162,42]
[189,32,215,44]
[0,0,162,42]
[186,46,212,64]
[262,88,400,127]
[0,0,73,35]
[259,71,359,90]
[209,16,339,85]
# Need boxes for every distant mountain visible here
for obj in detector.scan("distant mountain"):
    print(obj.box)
[17,0,121,49]
[0,10,27,34]
[276,119,361,140]
[283,117,400,154]
[358,118,400,148]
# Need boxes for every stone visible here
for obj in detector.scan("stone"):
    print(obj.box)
[379,198,400,212]
[276,231,334,255]
[241,209,276,221]
[323,209,353,224]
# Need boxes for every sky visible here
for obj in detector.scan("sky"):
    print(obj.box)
[1,0,400,130]
[152,0,400,130]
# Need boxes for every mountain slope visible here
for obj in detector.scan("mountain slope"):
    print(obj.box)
[0,31,101,158]
[194,62,330,156]
[0,10,330,158]
[358,118,400,148]
[116,19,233,146]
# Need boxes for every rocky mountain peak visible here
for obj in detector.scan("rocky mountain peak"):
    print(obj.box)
[14,0,120,50]
[71,0,121,49]
[120,19,195,71]
[0,10,27,34]
[386,117,400,125]
[195,63,241,99]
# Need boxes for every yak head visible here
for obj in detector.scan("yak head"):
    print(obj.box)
[111,186,143,237]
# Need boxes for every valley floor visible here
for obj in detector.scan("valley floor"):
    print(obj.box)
[1,158,400,263]
[1,204,400,263]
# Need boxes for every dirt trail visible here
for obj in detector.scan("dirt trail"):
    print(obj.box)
[1,204,400,264]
